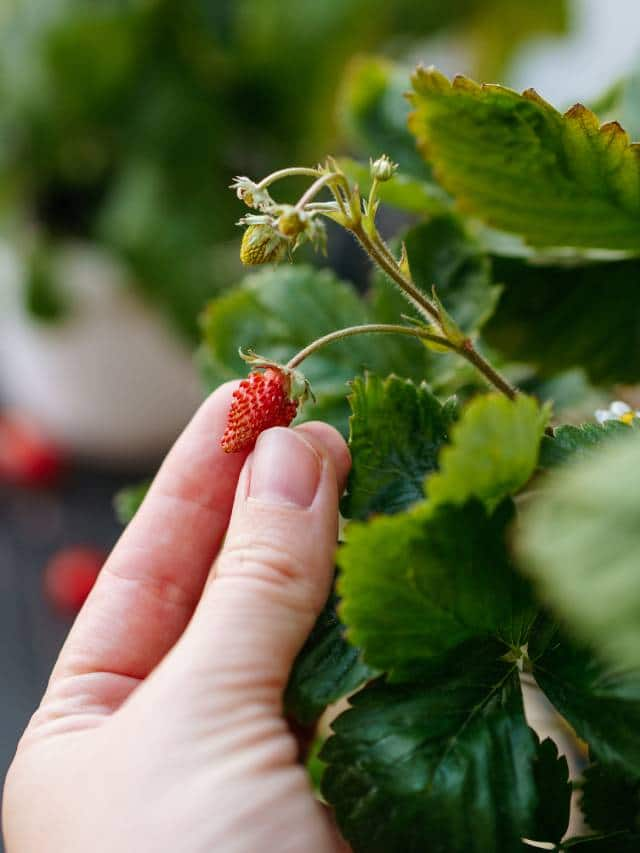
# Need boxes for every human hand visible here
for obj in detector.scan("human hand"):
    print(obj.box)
[3,382,351,853]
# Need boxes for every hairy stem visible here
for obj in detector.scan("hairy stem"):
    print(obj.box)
[351,223,440,323]
[459,341,518,400]
[286,324,454,370]
[349,224,519,400]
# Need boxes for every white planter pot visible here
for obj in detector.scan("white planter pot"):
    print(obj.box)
[0,241,204,467]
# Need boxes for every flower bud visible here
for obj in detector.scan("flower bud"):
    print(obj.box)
[370,154,398,182]
[277,206,308,238]
[240,224,288,265]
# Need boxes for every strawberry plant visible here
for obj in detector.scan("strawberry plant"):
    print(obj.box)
[118,62,640,851]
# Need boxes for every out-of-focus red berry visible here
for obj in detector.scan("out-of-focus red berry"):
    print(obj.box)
[0,411,64,487]
[43,546,106,615]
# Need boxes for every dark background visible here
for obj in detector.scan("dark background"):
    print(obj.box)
[0,464,151,851]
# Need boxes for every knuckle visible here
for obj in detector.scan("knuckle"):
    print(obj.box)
[216,536,323,613]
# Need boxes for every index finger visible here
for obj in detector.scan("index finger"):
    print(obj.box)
[50,380,248,686]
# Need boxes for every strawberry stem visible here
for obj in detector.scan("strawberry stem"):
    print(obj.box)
[346,224,518,400]
[285,324,454,370]
[255,167,322,189]
[294,172,351,212]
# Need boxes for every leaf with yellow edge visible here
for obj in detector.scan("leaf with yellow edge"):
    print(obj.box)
[408,67,640,251]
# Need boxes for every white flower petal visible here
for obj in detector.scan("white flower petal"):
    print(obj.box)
[595,410,613,423]
[610,401,631,416]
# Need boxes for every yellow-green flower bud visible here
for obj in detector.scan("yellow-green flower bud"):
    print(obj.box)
[240,224,288,265]
[277,207,307,238]
[370,154,398,182]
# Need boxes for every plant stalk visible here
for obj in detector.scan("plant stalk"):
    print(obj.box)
[256,167,321,189]
[285,324,454,370]
[351,223,440,323]
[349,224,518,400]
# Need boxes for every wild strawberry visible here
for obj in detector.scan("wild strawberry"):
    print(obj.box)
[0,411,63,487]
[43,545,106,615]
[221,368,299,453]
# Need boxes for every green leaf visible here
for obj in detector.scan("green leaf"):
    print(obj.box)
[426,392,549,512]
[530,735,571,844]
[539,421,636,469]
[344,374,456,521]
[199,265,433,434]
[580,762,640,835]
[485,255,640,386]
[408,68,640,251]
[338,500,535,679]
[518,435,640,669]
[530,628,640,777]
[321,641,537,853]
[284,588,376,726]
[113,479,151,525]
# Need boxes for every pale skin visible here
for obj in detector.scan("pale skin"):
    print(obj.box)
[2,381,352,853]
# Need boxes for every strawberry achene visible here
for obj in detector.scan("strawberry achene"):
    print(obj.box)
[221,368,298,453]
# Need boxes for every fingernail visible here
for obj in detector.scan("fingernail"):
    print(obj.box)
[249,428,321,508]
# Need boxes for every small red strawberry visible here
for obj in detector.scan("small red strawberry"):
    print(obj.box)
[221,367,300,453]
[43,546,106,615]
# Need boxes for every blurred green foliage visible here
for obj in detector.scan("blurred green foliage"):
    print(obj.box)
[0,0,558,339]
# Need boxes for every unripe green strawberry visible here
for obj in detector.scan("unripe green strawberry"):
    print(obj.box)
[240,224,288,265]
[221,368,299,453]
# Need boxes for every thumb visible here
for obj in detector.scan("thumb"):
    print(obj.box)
[177,423,350,707]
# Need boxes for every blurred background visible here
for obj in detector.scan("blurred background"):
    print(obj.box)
[2,0,640,831]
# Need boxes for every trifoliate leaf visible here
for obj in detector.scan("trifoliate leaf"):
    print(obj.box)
[199,265,432,433]
[321,641,537,853]
[518,435,640,668]
[343,374,456,520]
[426,392,549,512]
[338,499,535,679]
[539,421,635,469]
[530,628,640,777]
[485,255,640,386]
[408,68,640,251]
[284,589,376,725]
[529,735,571,844]
[580,762,640,835]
